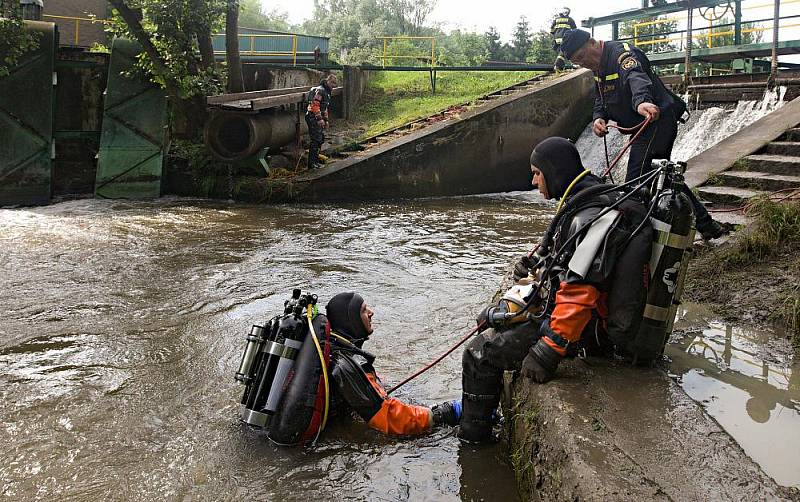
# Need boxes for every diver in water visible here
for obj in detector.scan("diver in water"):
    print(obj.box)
[326,292,461,436]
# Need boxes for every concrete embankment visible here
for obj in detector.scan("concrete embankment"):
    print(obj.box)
[493,274,798,501]
[189,70,594,203]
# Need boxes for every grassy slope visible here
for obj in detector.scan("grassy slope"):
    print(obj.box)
[685,198,800,341]
[334,71,541,140]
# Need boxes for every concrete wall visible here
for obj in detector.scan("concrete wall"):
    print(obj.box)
[44,0,108,48]
[242,65,325,91]
[292,70,595,201]
[342,65,370,120]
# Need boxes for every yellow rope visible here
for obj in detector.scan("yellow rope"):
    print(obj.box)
[307,308,330,432]
[556,169,591,214]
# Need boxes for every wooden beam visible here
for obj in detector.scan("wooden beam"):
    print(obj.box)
[207,86,311,105]
[216,86,343,111]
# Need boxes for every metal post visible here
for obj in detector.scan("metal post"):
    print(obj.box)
[431,38,436,68]
[734,0,742,45]
[770,0,780,84]
[292,35,297,66]
[612,21,619,41]
[634,23,638,46]
[685,6,693,85]
[75,18,80,45]
[383,38,387,68]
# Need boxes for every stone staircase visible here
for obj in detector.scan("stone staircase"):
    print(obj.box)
[697,125,800,216]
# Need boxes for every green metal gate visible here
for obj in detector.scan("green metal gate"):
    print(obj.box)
[0,21,56,206]
[95,38,168,199]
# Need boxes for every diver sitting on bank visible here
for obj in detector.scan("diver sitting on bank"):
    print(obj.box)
[459,137,695,443]
[234,290,460,445]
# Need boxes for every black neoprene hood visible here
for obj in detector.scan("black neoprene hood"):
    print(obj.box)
[529,137,585,200]
[326,292,370,343]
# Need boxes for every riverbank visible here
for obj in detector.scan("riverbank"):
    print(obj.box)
[684,197,800,343]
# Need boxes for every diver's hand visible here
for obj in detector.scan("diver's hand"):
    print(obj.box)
[431,400,461,427]
[520,338,563,383]
[513,254,536,281]
[592,118,608,137]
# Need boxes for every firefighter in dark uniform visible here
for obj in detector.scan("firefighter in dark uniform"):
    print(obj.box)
[305,74,337,170]
[559,29,726,240]
[326,292,461,436]
[459,138,654,443]
[550,8,576,71]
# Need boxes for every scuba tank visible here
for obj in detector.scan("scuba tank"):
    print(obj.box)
[628,160,695,364]
[234,289,331,445]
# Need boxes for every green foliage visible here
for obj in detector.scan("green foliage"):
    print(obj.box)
[723,198,800,264]
[510,16,531,61]
[436,30,487,66]
[239,0,292,31]
[0,2,41,77]
[619,16,678,54]
[527,30,557,64]
[485,26,501,61]
[343,70,539,138]
[107,0,226,99]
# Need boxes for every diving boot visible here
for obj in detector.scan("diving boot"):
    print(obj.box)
[458,390,500,443]
[698,219,727,241]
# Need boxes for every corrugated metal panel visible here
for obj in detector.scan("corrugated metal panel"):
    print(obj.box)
[0,21,56,206]
[94,38,168,199]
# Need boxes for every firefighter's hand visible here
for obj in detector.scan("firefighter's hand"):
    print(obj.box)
[637,102,660,121]
[431,400,461,427]
[592,118,608,137]
[520,338,562,383]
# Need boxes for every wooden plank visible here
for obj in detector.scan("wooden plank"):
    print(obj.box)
[207,86,311,105]
[223,86,343,111]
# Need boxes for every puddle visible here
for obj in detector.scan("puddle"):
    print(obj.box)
[668,306,800,488]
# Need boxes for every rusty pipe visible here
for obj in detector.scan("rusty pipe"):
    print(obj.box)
[204,111,308,162]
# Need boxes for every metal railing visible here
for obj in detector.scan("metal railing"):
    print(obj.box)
[212,33,307,65]
[42,14,110,46]
[378,36,437,68]
[631,0,800,50]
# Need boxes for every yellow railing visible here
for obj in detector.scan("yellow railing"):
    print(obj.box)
[632,0,800,49]
[634,21,800,47]
[43,14,110,46]
[378,36,437,68]
[212,33,299,65]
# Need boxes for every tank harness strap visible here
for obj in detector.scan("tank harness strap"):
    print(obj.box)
[463,392,500,402]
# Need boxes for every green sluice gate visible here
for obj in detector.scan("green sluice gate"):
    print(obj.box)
[0,21,57,206]
[94,38,168,200]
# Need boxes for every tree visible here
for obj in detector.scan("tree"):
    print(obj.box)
[511,16,531,62]
[485,26,501,61]
[239,0,292,31]
[619,16,677,54]
[226,0,243,93]
[527,30,557,64]
[0,0,41,77]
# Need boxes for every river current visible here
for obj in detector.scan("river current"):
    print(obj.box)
[0,194,553,500]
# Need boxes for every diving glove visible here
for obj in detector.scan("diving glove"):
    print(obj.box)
[513,254,536,281]
[521,338,563,383]
[432,400,462,427]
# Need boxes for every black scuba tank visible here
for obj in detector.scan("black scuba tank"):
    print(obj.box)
[268,312,329,446]
[628,162,695,364]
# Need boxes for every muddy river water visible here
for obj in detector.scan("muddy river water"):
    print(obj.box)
[1,194,798,500]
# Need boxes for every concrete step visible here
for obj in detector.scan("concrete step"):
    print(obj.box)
[710,210,753,227]
[697,185,766,205]
[717,170,800,191]
[764,141,800,156]
[780,127,800,142]
[740,154,800,175]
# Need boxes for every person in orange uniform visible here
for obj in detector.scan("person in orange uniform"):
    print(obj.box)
[326,292,460,436]
[305,74,337,170]
[459,138,652,443]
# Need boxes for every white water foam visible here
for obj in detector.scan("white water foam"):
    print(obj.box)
[575,86,787,181]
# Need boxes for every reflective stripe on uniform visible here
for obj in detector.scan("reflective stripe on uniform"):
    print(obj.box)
[623,42,631,51]
[595,73,619,82]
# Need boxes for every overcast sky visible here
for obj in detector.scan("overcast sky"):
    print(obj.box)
[261,0,799,50]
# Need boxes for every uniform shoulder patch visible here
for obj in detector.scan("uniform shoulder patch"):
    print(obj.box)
[620,56,638,71]
[617,51,631,64]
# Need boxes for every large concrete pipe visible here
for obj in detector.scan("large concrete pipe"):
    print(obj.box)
[204,112,307,162]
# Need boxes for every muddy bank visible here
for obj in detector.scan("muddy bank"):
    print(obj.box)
[684,201,800,339]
